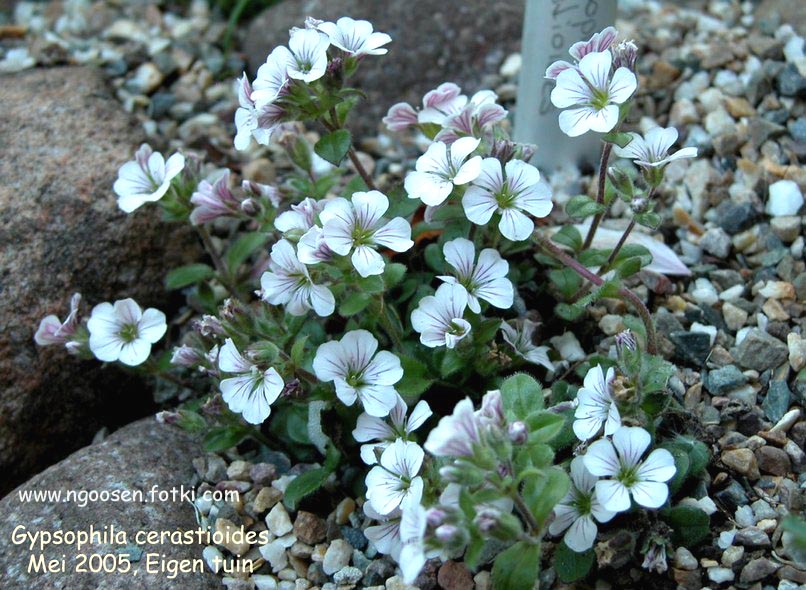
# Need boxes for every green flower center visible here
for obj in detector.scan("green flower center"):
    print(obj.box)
[573,492,593,516]
[351,226,374,246]
[119,323,139,343]
[346,370,364,388]
[448,321,466,336]
[496,184,517,209]
[590,88,610,111]
[617,464,639,488]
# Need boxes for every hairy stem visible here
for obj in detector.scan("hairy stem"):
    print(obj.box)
[325,108,377,191]
[196,226,243,302]
[581,141,614,250]
[537,235,658,354]
[513,491,542,536]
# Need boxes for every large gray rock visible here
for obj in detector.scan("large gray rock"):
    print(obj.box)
[243,0,524,134]
[0,66,199,494]
[0,419,220,590]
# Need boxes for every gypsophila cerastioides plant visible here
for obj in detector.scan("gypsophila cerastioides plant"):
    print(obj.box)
[36,18,714,589]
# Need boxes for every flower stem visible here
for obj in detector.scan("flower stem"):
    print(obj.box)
[325,108,377,191]
[581,141,614,250]
[196,226,243,302]
[513,491,541,536]
[536,235,658,354]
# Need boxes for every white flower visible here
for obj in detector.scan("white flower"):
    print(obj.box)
[274,197,324,233]
[284,28,330,83]
[411,283,471,349]
[545,26,618,79]
[462,158,553,241]
[260,239,335,317]
[312,330,403,417]
[418,82,467,126]
[364,502,404,558]
[398,500,428,583]
[234,73,285,150]
[321,191,414,277]
[550,50,637,137]
[87,298,166,366]
[383,102,419,132]
[549,456,616,552]
[353,396,432,464]
[573,365,621,441]
[218,338,284,425]
[297,226,334,264]
[365,439,425,515]
[438,237,513,313]
[190,170,240,225]
[584,426,676,513]
[404,137,482,207]
[424,397,480,457]
[500,319,554,371]
[435,90,508,144]
[318,17,391,56]
[113,144,185,213]
[615,127,698,168]
[252,47,291,107]
[35,293,82,347]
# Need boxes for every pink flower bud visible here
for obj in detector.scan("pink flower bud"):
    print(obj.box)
[508,421,528,444]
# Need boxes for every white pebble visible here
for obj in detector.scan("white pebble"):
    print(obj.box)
[691,278,719,306]
[549,332,585,361]
[766,180,803,217]
[691,322,718,346]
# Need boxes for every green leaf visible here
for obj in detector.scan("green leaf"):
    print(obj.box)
[288,136,312,172]
[356,275,385,294]
[383,262,407,289]
[548,268,582,299]
[500,373,543,421]
[661,506,710,546]
[781,516,806,565]
[566,195,606,219]
[339,292,372,317]
[397,356,435,400]
[525,411,564,444]
[204,426,248,452]
[603,131,634,148]
[165,263,215,290]
[664,446,691,494]
[314,129,352,166]
[687,440,710,476]
[577,249,609,267]
[283,445,341,511]
[641,391,670,417]
[555,541,595,583]
[615,256,643,278]
[522,467,570,527]
[555,302,585,321]
[491,541,542,590]
[225,232,268,272]
[640,354,675,395]
[176,410,207,433]
[552,226,583,251]
[441,349,465,378]
[290,335,308,366]
[634,210,661,229]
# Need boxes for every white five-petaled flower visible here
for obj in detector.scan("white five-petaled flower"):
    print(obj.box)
[411,283,471,349]
[398,500,428,583]
[363,502,405,559]
[462,158,553,241]
[615,127,698,169]
[87,298,166,366]
[312,330,403,417]
[424,397,480,457]
[584,426,676,513]
[418,82,467,126]
[113,143,185,213]
[297,226,334,264]
[260,239,335,317]
[218,338,284,425]
[404,137,482,207]
[550,50,637,137]
[320,191,414,277]
[35,293,82,347]
[549,456,616,552]
[251,47,291,107]
[438,237,513,313]
[573,364,621,441]
[545,26,618,80]
[234,73,285,150]
[353,395,433,464]
[318,17,391,57]
[500,319,554,371]
[190,170,240,225]
[283,28,330,83]
[365,439,425,515]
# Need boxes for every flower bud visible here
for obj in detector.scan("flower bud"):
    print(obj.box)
[508,421,528,445]
[155,410,181,425]
[240,198,260,217]
[194,315,224,337]
[426,508,447,527]
[631,196,648,213]
[171,344,204,368]
[612,40,639,72]
[435,524,459,543]
[474,508,502,534]
[615,330,637,356]
[282,378,304,399]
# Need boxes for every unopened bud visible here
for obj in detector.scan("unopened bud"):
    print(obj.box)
[508,421,528,445]
[435,524,459,543]
[474,508,502,534]
[282,378,304,399]
[631,196,648,213]
[171,344,204,367]
[194,315,224,337]
[241,198,260,217]
[155,410,181,425]
[612,40,638,72]
[615,329,637,355]
[426,508,447,527]
[201,394,224,417]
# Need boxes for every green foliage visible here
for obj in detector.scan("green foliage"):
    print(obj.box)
[661,505,710,546]
[225,232,268,272]
[491,541,542,590]
[522,467,570,528]
[396,356,435,400]
[555,541,595,582]
[552,225,583,251]
[165,263,215,290]
[283,445,341,510]
[203,425,250,451]
[602,131,634,148]
[566,195,606,219]
[314,129,352,166]
[500,373,544,421]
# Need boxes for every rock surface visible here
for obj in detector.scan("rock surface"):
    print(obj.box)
[0,66,198,494]
[0,418,219,589]
[243,0,524,134]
